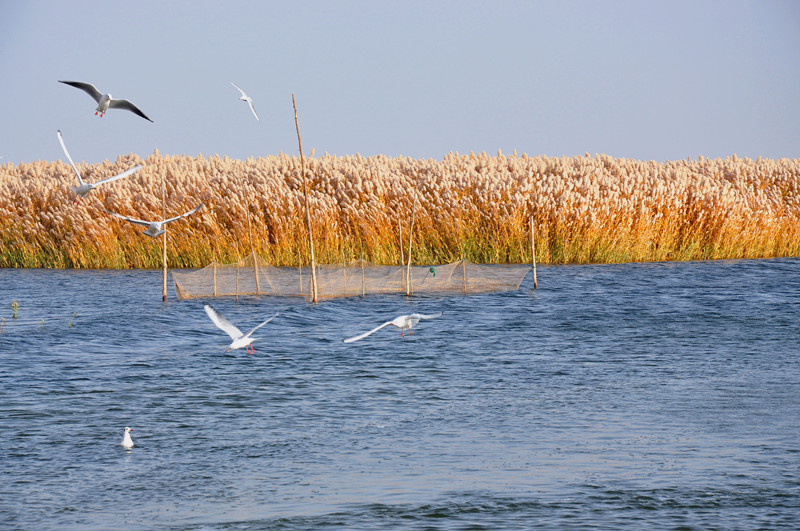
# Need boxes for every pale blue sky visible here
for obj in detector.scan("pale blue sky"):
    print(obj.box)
[1,0,798,165]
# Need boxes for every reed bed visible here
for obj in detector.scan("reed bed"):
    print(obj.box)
[1,150,799,268]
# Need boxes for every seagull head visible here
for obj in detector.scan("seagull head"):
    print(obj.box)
[124,427,133,433]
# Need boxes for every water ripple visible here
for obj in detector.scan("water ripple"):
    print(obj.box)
[1,259,798,529]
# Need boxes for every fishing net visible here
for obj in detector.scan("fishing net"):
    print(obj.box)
[172,252,532,301]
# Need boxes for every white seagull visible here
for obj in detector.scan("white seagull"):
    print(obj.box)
[230,82,259,121]
[120,427,134,449]
[204,304,278,355]
[57,130,143,201]
[343,312,443,343]
[59,80,153,122]
[105,204,203,238]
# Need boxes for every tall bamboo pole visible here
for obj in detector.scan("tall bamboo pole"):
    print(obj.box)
[530,215,538,289]
[213,242,218,297]
[162,232,167,301]
[361,250,366,298]
[246,208,260,294]
[398,218,404,266]
[293,94,318,303]
[405,193,417,296]
[161,173,167,301]
[462,257,467,295]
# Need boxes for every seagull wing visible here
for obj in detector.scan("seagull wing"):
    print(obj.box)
[108,99,153,122]
[204,304,243,340]
[244,313,279,337]
[162,203,203,224]
[343,321,393,343]
[104,210,153,227]
[56,130,85,185]
[94,164,143,186]
[59,80,103,103]
[247,99,259,121]
[410,312,443,320]
[230,81,247,97]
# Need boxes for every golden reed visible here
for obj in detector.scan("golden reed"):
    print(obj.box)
[1,150,798,268]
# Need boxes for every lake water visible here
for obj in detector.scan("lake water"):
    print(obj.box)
[1,259,798,529]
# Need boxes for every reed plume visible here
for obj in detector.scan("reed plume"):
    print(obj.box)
[1,151,798,268]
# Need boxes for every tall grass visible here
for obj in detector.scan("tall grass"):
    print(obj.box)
[1,150,799,268]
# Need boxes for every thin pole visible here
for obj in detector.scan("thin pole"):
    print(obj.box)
[406,193,417,296]
[213,243,218,297]
[293,94,318,303]
[530,215,538,289]
[246,208,260,294]
[161,173,167,302]
[162,232,167,301]
[398,217,404,266]
[213,260,218,297]
[462,256,467,295]
[235,240,240,302]
[298,249,303,295]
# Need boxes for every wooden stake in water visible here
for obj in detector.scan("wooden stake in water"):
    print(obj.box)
[162,173,167,301]
[530,215,538,289]
[406,193,417,296]
[398,217,405,266]
[162,231,167,301]
[361,252,366,298]
[212,244,218,297]
[293,94,318,303]
[246,208,260,294]
[213,260,218,297]
[462,256,468,295]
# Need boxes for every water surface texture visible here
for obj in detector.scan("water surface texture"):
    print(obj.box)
[1,259,798,529]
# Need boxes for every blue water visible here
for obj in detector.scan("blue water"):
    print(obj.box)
[1,259,798,529]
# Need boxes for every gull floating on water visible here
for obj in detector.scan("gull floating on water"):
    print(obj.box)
[57,130,142,201]
[59,80,153,122]
[230,82,259,121]
[204,304,278,355]
[343,312,443,343]
[105,204,203,238]
[120,427,134,449]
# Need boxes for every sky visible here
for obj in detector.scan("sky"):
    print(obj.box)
[0,0,798,165]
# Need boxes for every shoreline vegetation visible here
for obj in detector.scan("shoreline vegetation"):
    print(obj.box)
[1,150,799,269]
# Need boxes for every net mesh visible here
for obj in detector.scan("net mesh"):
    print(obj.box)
[172,252,532,300]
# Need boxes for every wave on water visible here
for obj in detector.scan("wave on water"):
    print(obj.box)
[163,486,800,530]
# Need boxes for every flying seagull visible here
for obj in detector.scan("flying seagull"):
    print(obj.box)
[343,312,443,343]
[120,427,134,449]
[59,80,153,122]
[230,82,259,121]
[204,304,278,355]
[105,204,203,237]
[57,130,142,201]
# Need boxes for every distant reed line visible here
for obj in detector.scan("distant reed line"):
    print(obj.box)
[1,150,799,268]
